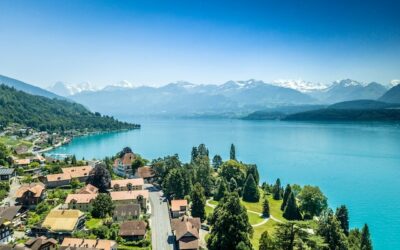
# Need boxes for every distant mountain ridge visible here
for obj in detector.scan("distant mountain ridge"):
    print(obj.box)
[70,79,316,117]
[0,75,65,100]
[379,84,400,103]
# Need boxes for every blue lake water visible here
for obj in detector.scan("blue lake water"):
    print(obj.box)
[50,118,400,249]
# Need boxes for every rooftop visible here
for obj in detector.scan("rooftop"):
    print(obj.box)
[42,210,84,232]
[16,183,45,198]
[119,220,147,237]
[111,178,144,188]
[65,194,98,204]
[110,190,149,201]
[61,238,117,250]
[171,199,188,212]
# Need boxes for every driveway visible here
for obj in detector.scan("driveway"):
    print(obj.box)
[2,177,21,206]
[145,184,175,250]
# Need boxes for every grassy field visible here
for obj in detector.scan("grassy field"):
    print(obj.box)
[0,136,32,147]
[85,218,103,229]
[252,219,278,249]
[248,212,264,225]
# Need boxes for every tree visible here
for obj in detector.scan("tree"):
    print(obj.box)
[336,205,350,236]
[220,160,247,189]
[298,185,328,219]
[191,147,198,163]
[246,164,259,185]
[281,184,292,211]
[272,178,282,200]
[229,177,238,192]
[162,168,187,199]
[212,155,223,169]
[193,155,214,196]
[283,192,302,220]
[87,163,111,192]
[214,178,228,201]
[191,183,206,222]
[348,229,361,250]
[197,143,209,157]
[275,222,322,250]
[262,197,270,218]
[360,224,372,250]
[242,174,260,202]
[92,193,114,218]
[259,230,274,250]
[0,142,10,166]
[230,143,236,161]
[71,155,77,165]
[207,192,253,250]
[317,211,348,250]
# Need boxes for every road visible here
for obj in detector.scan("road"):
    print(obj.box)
[145,184,175,250]
[2,177,21,206]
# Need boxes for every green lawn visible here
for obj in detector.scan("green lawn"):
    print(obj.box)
[0,136,32,148]
[251,219,278,249]
[205,204,214,216]
[85,218,103,229]
[117,245,150,250]
[209,200,218,206]
[241,190,286,222]
[247,212,264,225]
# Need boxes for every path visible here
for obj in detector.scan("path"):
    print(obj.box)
[145,184,175,250]
[2,177,21,206]
[205,199,283,227]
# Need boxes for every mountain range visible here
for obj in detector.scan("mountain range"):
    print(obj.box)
[2,74,400,118]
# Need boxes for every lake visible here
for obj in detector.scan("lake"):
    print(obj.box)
[49,118,400,249]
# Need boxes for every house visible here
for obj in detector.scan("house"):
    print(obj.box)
[14,145,29,156]
[15,183,46,208]
[61,238,117,250]
[170,200,188,218]
[42,210,85,235]
[45,173,70,188]
[13,159,30,167]
[110,190,149,211]
[65,194,98,212]
[118,221,147,241]
[171,216,201,250]
[112,204,141,221]
[0,168,15,181]
[0,206,23,227]
[110,178,144,191]
[0,217,13,244]
[61,166,93,182]
[24,236,57,250]
[113,153,135,178]
[77,184,98,194]
[44,166,93,188]
[135,166,155,183]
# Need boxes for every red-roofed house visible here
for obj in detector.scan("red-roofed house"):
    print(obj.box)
[171,216,200,250]
[171,200,188,218]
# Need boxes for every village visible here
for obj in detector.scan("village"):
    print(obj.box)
[0,146,204,250]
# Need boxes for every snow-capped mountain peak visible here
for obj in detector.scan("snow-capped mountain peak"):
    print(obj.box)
[389,79,400,87]
[47,81,98,96]
[272,79,328,93]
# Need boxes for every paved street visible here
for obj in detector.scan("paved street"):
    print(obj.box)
[145,184,175,250]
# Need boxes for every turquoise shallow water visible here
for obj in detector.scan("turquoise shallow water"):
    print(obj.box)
[50,118,400,249]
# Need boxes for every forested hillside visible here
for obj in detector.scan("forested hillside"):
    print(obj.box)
[0,85,139,132]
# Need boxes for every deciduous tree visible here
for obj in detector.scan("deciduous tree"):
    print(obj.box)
[92,193,114,218]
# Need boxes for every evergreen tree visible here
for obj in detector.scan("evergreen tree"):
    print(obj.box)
[360,224,372,250]
[91,193,115,218]
[229,177,238,192]
[191,183,206,222]
[281,184,292,211]
[259,230,274,250]
[274,222,315,250]
[348,229,361,250]
[262,197,270,218]
[272,178,282,200]
[336,205,350,236]
[283,192,302,220]
[71,155,77,165]
[242,174,260,202]
[214,178,228,201]
[212,155,223,169]
[191,147,198,163]
[246,164,260,185]
[317,211,348,250]
[230,143,236,161]
[162,168,188,199]
[207,192,253,250]
[197,143,209,157]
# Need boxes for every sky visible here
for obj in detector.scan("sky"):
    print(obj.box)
[0,0,399,88]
